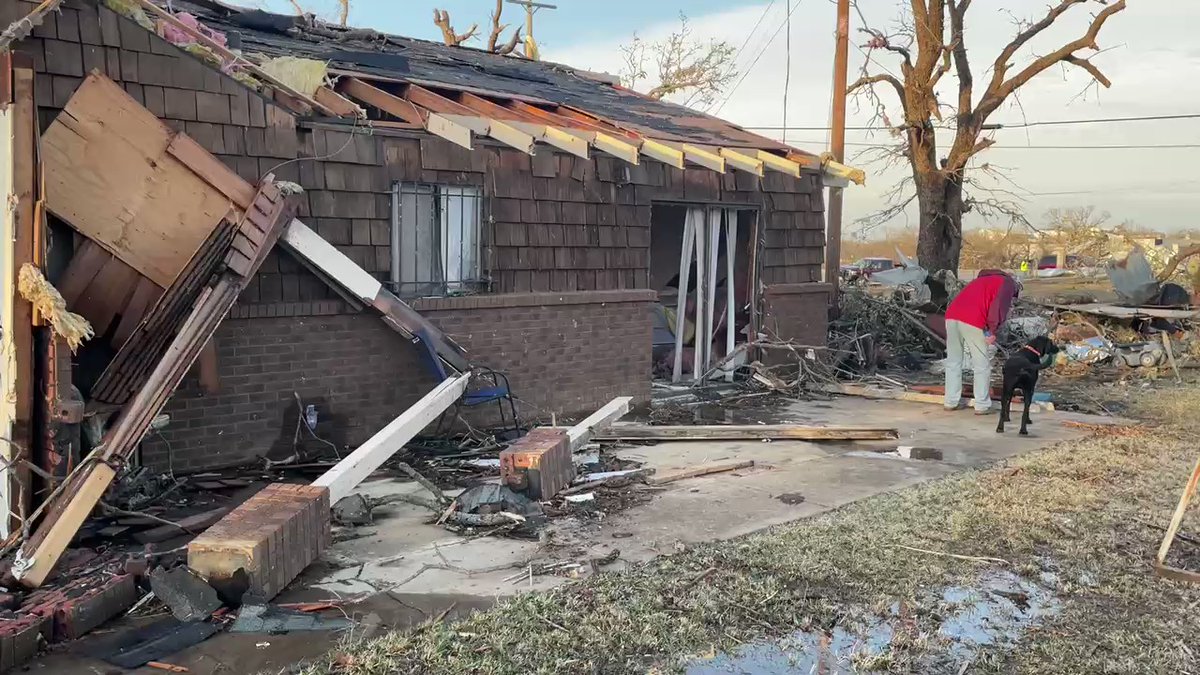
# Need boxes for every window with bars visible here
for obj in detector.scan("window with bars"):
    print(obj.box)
[390,182,484,297]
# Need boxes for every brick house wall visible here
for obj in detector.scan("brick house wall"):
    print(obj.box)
[8,0,830,471]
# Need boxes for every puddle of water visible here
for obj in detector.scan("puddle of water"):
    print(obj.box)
[686,570,1062,674]
[687,621,894,675]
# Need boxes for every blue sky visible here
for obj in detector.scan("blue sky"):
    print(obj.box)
[255,0,1200,232]
[260,0,754,46]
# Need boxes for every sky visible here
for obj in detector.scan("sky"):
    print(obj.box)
[266,0,1200,237]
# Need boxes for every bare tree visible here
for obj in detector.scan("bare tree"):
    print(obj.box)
[433,3,522,55]
[284,0,350,26]
[849,0,1127,274]
[619,15,737,108]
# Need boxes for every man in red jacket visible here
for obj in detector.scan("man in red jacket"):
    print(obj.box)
[943,269,1020,413]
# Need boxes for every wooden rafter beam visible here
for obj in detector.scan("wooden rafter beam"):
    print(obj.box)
[401,84,535,155]
[756,150,802,177]
[455,91,589,158]
[716,147,764,176]
[338,77,472,149]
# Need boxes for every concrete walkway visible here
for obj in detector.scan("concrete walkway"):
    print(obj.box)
[34,397,1128,674]
[309,397,1122,599]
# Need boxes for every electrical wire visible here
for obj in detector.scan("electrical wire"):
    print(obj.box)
[713,0,806,115]
[729,0,776,68]
[740,112,1200,132]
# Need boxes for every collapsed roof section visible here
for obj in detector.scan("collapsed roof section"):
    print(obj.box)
[120,0,864,186]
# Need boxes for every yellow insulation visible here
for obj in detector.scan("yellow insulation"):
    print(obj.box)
[17,264,93,353]
[257,57,328,97]
[102,0,154,30]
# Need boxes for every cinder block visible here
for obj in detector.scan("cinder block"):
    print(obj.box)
[500,429,572,499]
[188,483,330,600]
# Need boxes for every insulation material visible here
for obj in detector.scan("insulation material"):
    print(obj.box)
[16,264,93,352]
[257,57,328,97]
[102,0,154,30]
[156,11,227,48]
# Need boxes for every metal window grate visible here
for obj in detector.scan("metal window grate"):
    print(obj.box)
[390,182,485,297]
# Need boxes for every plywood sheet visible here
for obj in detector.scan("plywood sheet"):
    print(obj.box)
[41,73,236,286]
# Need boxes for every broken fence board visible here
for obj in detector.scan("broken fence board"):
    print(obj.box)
[565,397,632,452]
[313,374,471,503]
[592,424,898,441]
[647,460,755,486]
[281,219,469,372]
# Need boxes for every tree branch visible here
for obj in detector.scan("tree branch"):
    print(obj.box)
[980,0,1125,117]
[1062,54,1112,87]
[433,9,478,47]
[848,73,908,111]
[487,0,505,52]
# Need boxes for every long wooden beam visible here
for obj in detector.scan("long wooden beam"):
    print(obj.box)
[588,424,899,441]
[313,374,471,502]
[565,397,632,452]
[279,220,470,372]
[717,147,765,176]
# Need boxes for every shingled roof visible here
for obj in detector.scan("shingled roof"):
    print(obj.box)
[158,0,803,153]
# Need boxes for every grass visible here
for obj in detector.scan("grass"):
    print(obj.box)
[299,385,1200,674]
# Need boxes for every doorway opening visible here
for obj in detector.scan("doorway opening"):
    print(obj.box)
[649,204,756,383]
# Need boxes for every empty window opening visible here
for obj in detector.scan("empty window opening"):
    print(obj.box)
[390,183,483,297]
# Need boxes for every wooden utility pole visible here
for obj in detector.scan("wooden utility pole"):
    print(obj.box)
[504,0,556,60]
[823,0,850,286]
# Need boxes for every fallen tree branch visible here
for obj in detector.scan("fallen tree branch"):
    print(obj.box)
[393,461,450,506]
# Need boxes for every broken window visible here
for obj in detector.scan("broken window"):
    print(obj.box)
[390,182,483,297]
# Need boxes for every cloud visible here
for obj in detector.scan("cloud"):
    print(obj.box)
[547,1,1200,232]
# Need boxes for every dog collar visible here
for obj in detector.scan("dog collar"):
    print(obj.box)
[1023,344,1042,357]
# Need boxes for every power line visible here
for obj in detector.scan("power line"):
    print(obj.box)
[786,140,1200,150]
[740,112,1200,132]
[781,1,791,143]
[729,0,775,68]
[714,0,805,115]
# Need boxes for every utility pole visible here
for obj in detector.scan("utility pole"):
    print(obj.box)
[823,0,850,286]
[504,0,556,60]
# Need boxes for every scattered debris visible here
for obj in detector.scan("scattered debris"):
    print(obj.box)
[647,461,755,486]
[777,492,806,505]
[148,567,222,623]
[898,446,944,461]
[230,602,353,633]
[564,493,595,503]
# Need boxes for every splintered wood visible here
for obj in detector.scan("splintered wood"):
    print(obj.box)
[41,73,249,287]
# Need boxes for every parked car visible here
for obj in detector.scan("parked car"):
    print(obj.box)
[839,257,898,284]
[1037,254,1081,270]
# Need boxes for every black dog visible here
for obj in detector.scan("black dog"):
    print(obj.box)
[996,335,1059,436]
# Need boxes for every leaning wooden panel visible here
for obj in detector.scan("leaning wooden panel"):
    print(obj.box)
[41,73,239,287]
[13,185,294,588]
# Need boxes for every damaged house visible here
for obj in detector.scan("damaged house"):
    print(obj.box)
[3,0,853,474]
[0,0,862,642]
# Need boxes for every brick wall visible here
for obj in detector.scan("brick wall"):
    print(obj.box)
[762,283,833,349]
[143,291,653,471]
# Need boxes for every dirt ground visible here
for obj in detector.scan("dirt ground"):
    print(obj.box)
[291,382,1200,674]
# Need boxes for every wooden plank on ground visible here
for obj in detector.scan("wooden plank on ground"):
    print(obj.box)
[647,460,755,486]
[565,397,632,452]
[312,374,471,503]
[592,424,898,441]
[42,73,231,286]
[819,383,1054,413]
